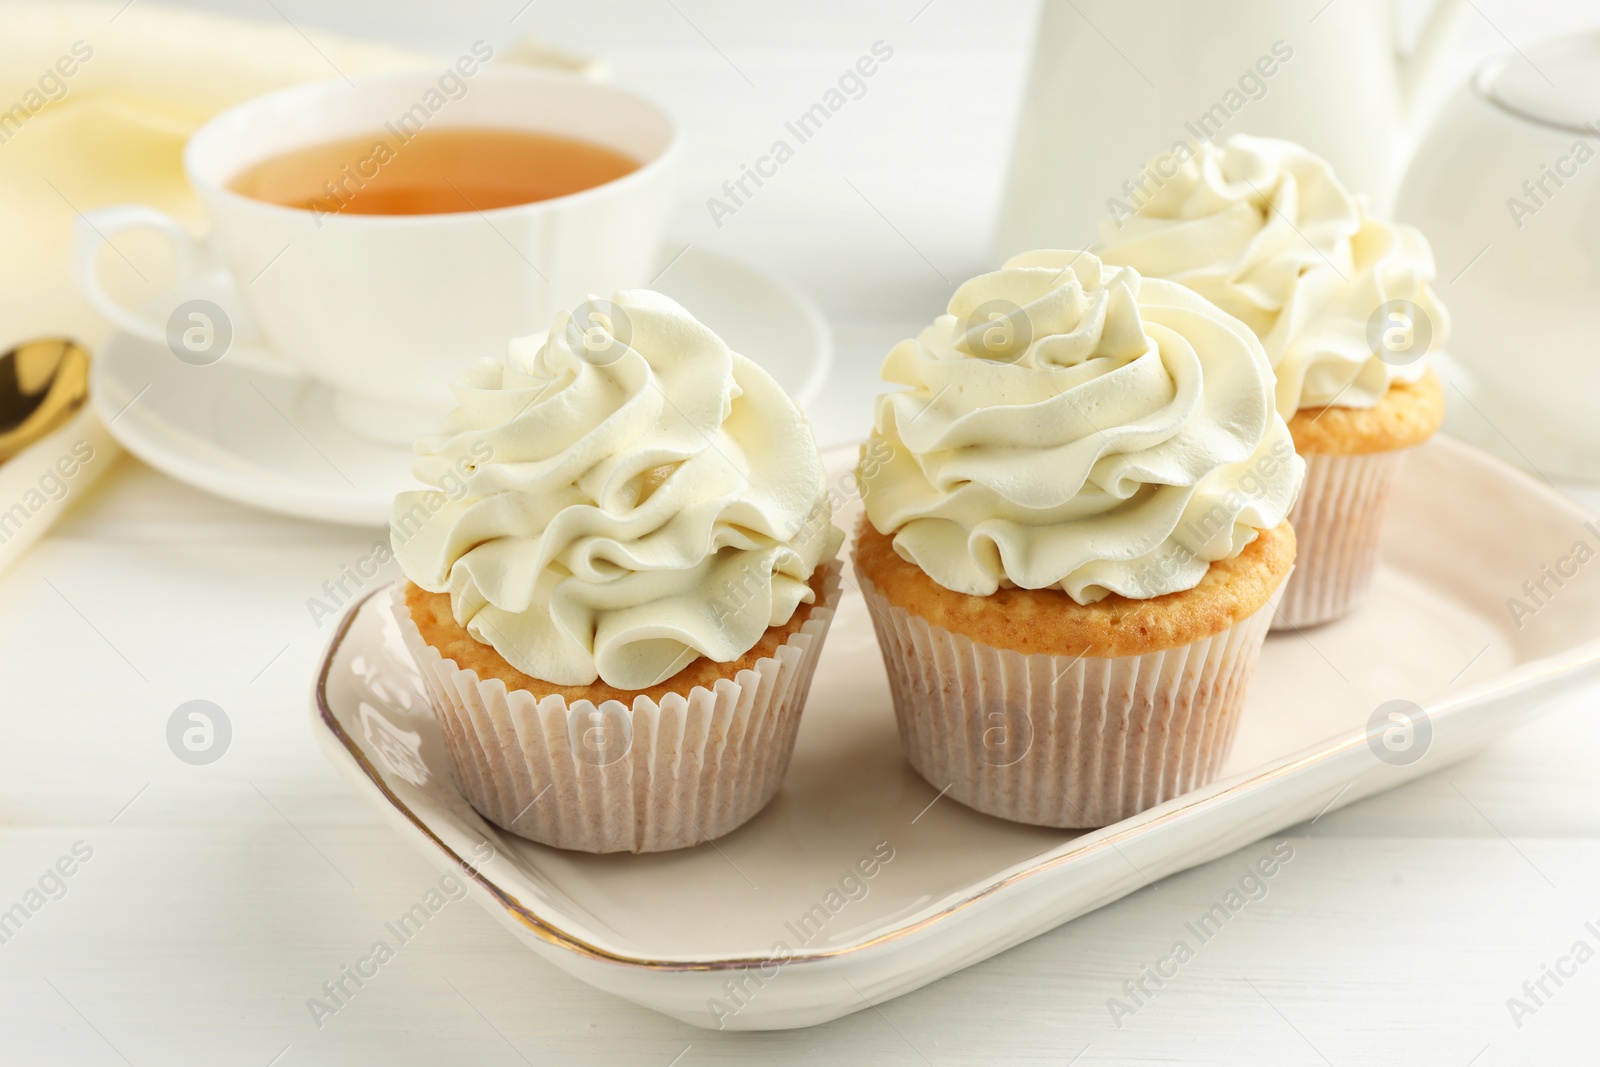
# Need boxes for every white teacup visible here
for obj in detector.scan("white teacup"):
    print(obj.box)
[73,66,679,432]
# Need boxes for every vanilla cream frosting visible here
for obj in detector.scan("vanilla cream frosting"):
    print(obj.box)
[1096,135,1448,417]
[860,251,1302,602]
[390,290,841,691]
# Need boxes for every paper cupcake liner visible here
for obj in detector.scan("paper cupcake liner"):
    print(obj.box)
[1272,449,1408,631]
[855,567,1282,829]
[390,560,842,854]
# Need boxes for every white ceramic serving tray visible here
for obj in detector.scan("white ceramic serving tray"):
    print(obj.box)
[312,437,1600,1030]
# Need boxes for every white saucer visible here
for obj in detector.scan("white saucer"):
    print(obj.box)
[91,246,833,526]
[314,439,1600,1030]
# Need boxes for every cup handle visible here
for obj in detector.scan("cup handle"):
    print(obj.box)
[72,206,303,378]
[72,205,199,340]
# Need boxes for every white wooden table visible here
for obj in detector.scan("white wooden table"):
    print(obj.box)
[5,2,1600,1062]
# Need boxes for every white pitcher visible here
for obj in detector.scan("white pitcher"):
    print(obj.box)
[994,0,1466,258]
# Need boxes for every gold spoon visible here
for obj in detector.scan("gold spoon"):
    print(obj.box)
[0,338,90,463]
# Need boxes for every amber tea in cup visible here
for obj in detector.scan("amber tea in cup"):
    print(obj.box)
[228,127,640,216]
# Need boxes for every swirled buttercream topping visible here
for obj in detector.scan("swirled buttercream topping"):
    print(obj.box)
[391,290,841,690]
[859,251,1302,602]
[1096,134,1449,416]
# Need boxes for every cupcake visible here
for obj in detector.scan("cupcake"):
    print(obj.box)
[1096,134,1449,629]
[388,290,843,853]
[855,251,1303,829]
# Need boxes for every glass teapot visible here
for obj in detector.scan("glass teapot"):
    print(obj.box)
[1397,32,1600,482]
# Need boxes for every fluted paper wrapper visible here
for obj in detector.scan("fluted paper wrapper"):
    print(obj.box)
[1273,450,1407,631]
[390,561,842,854]
[856,568,1282,829]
